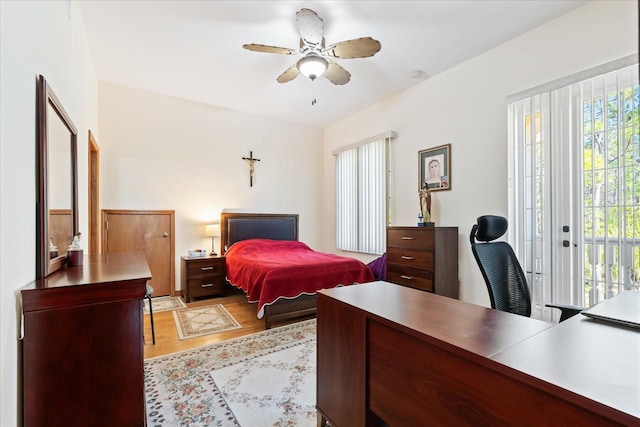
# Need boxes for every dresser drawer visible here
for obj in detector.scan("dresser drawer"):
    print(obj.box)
[387,228,434,250]
[387,247,433,269]
[186,259,225,278]
[187,277,226,298]
[386,269,433,292]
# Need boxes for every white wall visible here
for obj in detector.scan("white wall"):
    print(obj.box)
[322,1,639,305]
[0,1,98,425]
[98,83,324,289]
[0,1,637,426]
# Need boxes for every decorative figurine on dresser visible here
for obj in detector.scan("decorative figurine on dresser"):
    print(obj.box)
[181,254,227,302]
[386,224,458,299]
[418,183,434,226]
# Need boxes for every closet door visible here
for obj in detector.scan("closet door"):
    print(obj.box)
[102,209,175,296]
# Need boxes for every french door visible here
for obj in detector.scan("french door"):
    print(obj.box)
[508,61,639,321]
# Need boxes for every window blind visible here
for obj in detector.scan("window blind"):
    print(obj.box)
[508,60,639,320]
[335,132,395,254]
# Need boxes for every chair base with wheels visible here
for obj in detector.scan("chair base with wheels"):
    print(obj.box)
[145,283,155,345]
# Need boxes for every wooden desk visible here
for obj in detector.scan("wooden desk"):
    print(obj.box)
[21,252,151,427]
[316,281,640,426]
[493,294,640,422]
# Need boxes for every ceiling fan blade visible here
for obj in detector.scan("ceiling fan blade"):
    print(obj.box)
[243,44,297,55]
[324,60,351,85]
[276,63,300,83]
[296,8,324,48]
[323,37,381,59]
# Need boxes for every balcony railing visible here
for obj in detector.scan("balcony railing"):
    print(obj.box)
[584,236,640,305]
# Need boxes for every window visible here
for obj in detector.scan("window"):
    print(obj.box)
[335,132,396,254]
[508,57,639,320]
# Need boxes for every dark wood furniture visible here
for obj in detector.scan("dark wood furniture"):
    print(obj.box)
[386,226,458,298]
[221,212,315,329]
[37,75,79,278]
[181,255,227,302]
[316,281,639,427]
[20,251,151,427]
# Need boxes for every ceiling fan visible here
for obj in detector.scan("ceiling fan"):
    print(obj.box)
[243,8,381,85]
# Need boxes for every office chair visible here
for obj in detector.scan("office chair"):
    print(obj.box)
[145,283,156,344]
[470,215,583,322]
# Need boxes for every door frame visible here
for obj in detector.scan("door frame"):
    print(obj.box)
[88,131,100,255]
[101,209,176,296]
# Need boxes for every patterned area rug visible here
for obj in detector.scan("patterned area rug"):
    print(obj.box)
[145,296,187,314]
[173,305,242,340]
[210,340,316,426]
[145,319,316,426]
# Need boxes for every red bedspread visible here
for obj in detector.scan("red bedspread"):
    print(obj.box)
[225,239,374,318]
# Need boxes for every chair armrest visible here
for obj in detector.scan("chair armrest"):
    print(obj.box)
[545,303,586,322]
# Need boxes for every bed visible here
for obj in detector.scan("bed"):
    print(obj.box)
[221,212,374,328]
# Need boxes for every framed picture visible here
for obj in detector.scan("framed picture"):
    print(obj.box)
[419,143,451,192]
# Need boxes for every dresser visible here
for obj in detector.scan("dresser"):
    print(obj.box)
[181,255,227,302]
[20,251,151,427]
[386,226,458,298]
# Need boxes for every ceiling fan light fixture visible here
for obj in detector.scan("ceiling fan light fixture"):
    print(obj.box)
[297,53,328,81]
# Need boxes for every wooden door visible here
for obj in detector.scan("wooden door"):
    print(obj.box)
[102,210,174,296]
[49,209,71,257]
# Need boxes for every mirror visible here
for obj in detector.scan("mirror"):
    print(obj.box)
[37,75,78,278]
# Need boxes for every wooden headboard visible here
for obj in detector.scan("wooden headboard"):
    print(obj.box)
[221,212,299,255]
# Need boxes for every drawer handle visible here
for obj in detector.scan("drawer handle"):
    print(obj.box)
[201,266,214,271]
[201,283,214,288]
[400,275,414,280]
[401,236,415,240]
[401,256,414,260]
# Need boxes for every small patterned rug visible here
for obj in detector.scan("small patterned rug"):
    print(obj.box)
[145,319,316,426]
[144,296,186,314]
[173,305,241,340]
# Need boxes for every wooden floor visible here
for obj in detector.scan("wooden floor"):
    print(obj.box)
[143,288,313,359]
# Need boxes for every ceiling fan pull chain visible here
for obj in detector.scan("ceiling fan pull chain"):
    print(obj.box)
[311,81,317,106]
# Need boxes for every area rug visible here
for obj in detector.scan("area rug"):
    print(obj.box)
[145,319,316,426]
[173,305,241,340]
[145,296,187,314]
[210,340,316,426]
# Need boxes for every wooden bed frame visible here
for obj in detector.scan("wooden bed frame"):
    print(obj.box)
[220,212,317,329]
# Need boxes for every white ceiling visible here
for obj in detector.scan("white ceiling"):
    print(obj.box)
[78,0,588,128]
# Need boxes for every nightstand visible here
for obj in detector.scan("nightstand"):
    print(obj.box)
[181,255,227,302]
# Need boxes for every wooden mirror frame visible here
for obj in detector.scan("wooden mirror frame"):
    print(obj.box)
[37,75,78,278]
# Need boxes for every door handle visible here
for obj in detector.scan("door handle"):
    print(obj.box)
[161,232,169,237]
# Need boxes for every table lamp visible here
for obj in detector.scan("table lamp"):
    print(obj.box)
[205,224,221,256]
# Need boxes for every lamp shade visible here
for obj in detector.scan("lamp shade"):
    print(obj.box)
[205,224,221,237]
[297,53,328,80]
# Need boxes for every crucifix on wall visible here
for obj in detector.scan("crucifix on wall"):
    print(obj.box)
[242,151,261,187]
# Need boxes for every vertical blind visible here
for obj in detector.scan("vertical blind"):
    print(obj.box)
[508,56,639,319]
[335,132,395,254]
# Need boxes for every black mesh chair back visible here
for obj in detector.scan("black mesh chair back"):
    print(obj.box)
[470,215,531,317]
